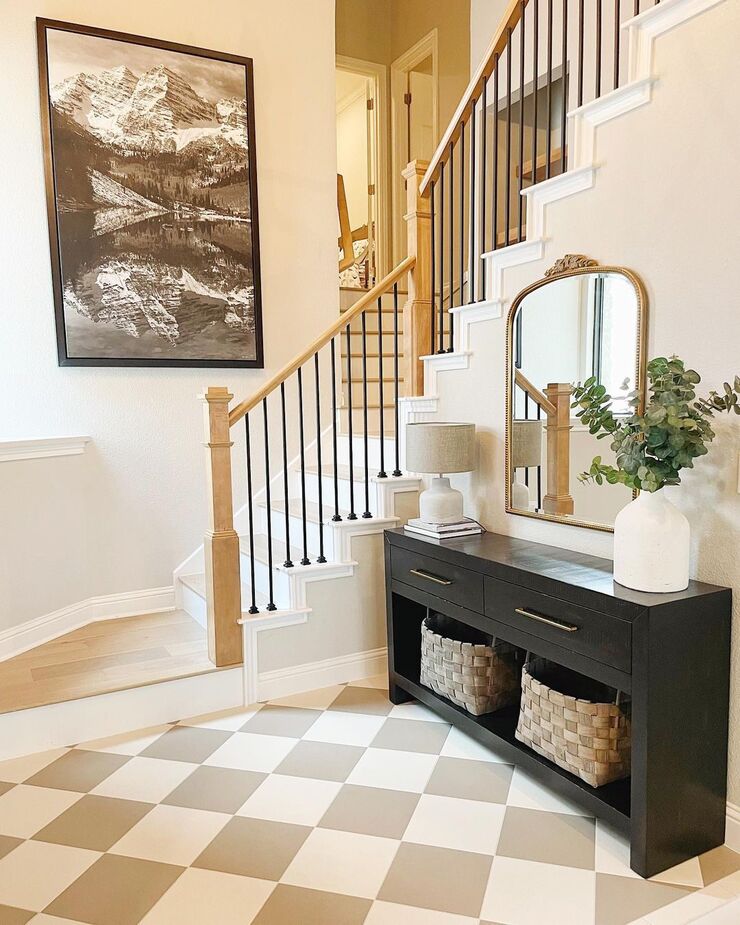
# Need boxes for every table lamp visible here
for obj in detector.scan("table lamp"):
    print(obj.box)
[406,422,476,525]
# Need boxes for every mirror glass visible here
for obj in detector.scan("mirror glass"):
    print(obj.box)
[507,262,645,530]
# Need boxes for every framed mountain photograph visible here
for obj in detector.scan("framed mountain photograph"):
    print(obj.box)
[37,19,264,367]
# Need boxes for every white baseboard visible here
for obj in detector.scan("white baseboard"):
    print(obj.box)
[0,666,244,762]
[726,801,740,852]
[0,586,175,663]
[257,647,388,702]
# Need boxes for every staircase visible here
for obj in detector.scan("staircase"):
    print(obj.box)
[175,0,727,703]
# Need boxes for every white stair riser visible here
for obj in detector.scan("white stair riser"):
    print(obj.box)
[337,433,396,470]
[239,549,291,607]
[339,407,395,435]
[302,469,378,514]
[258,505,337,559]
[342,380,401,407]
[180,582,207,627]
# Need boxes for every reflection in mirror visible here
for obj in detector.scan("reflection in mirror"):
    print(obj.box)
[507,259,645,530]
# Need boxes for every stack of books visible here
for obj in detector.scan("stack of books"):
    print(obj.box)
[404,516,483,540]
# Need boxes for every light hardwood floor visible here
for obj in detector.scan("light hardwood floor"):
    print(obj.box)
[0,610,218,714]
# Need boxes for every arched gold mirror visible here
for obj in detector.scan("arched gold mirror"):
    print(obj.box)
[505,255,648,531]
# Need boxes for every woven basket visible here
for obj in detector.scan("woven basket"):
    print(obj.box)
[420,613,520,716]
[515,657,631,788]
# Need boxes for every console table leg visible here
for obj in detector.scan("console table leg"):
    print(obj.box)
[389,681,413,705]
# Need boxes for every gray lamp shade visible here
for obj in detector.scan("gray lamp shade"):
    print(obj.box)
[406,422,476,474]
[511,420,544,468]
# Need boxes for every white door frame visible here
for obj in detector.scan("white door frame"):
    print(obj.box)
[390,29,439,264]
[336,54,390,280]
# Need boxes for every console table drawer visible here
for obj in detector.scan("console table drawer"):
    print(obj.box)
[391,545,484,613]
[484,576,632,674]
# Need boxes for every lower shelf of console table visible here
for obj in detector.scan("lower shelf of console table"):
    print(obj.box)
[384,528,732,879]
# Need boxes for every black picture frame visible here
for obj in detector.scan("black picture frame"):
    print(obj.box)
[37,18,264,368]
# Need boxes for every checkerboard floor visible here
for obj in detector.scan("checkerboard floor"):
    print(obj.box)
[0,675,738,924]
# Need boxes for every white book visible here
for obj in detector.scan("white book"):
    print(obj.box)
[406,516,478,534]
[404,524,483,540]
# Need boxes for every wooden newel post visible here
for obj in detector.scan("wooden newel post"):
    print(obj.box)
[403,159,432,396]
[201,387,243,667]
[543,382,574,516]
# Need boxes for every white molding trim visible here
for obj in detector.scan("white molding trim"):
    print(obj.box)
[482,238,545,301]
[0,666,243,762]
[258,647,388,702]
[0,586,175,663]
[0,436,91,463]
[521,166,598,238]
[420,351,473,394]
[726,801,740,853]
[569,78,656,167]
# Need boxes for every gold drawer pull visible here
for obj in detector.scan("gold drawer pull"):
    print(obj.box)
[515,607,579,633]
[409,568,453,586]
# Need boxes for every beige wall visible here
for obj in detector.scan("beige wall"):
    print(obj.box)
[336,0,392,65]
[0,0,338,630]
[447,0,740,801]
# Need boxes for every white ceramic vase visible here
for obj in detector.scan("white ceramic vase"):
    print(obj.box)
[613,489,690,593]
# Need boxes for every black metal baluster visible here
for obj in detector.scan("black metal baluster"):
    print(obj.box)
[614,0,621,90]
[377,297,386,478]
[279,382,293,568]
[470,102,476,301]
[596,0,603,98]
[297,368,310,565]
[430,179,436,355]
[361,311,371,518]
[439,163,445,352]
[493,57,500,248]
[537,403,542,511]
[546,0,553,179]
[505,30,512,246]
[244,414,258,614]
[634,0,640,14]
[459,122,465,305]
[314,352,326,563]
[524,393,530,489]
[518,9,526,240]
[532,2,539,184]
[578,0,585,107]
[345,323,357,519]
[449,142,454,327]
[262,398,277,610]
[392,282,402,477]
[330,338,342,522]
[480,78,487,299]
[561,0,568,172]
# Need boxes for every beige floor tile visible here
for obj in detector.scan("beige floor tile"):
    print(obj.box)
[45,854,183,925]
[237,774,341,826]
[651,856,704,889]
[177,706,262,731]
[505,765,589,815]
[0,750,69,785]
[595,819,640,879]
[0,905,34,924]
[698,846,740,886]
[193,816,311,880]
[0,783,13,798]
[349,674,388,690]
[0,836,22,861]
[282,828,399,899]
[320,784,420,839]
[274,740,365,782]
[204,732,299,773]
[240,705,322,738]
[496,806,595,870]
[33,794,153,852]
[251,883,371,925]
[140,726,233,763]
[328,686,393,715]
[109,803,230,866]
[404,794,506,855]
[643,889,733,925]
[371,718,450,755]
[163,765,266,814]
[481,856,596,925]
[388,702,450,723]
[90,756,198,803]
[439,726,509,763]
[0,785,81,838]
[23,916,87,924]
[594,872,693,925]
[0,840,99,912]
[24,750,129,793]
[76,725,173,755]
[303,709,386,747]
[141,867,275,924]
[378,842,492,918]
[347,747,437,792]
[267,684,346,710]
[425,756,513,804]
[366,900,479,924]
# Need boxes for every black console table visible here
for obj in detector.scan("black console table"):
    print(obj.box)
[384,528,731,878]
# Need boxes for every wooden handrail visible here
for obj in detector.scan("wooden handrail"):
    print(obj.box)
[228,255,416,427]
[420,0,528,196]
[515,369,556,416]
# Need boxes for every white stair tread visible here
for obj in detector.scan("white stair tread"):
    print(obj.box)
[179,573,270,609]
[257,497,350,523]
[239,533,326,567]
[305,462,390,483]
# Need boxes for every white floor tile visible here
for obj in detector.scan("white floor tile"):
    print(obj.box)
[91,756,198,803]
[109,804,230,866]
[388,703,450,724]
[347,748,438,793]
[506,766,588,816]
[439,726,509,763]
[481,856,596,925]
[281,828,398,899]
[178,706,262,731]
[365,900,478,924]
[0,841,99,911]
[237,774,341,826]
[350,674,388,690]
[267,685,346,710]
[302,711,386,747]
[644,889,733,924]
[403,794,506,855]
[76,725,172,755]
[0,784,81,838]
[594,819,640,879]
[141,867,275,924]
[203,732,298,773]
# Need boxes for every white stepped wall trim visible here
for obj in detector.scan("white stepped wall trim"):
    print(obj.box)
[521,166,597,238]
[397,396,440,473]
[0,436,91,463]
[0,667,243,762]
[569,78,655,167]
[0,586,175,663]
[482,238,545,301]
[726,801,740,853]
[257,647,387,702]
[420,351,473,395]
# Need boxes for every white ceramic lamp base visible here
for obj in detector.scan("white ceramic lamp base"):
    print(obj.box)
[418,477,464,525]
